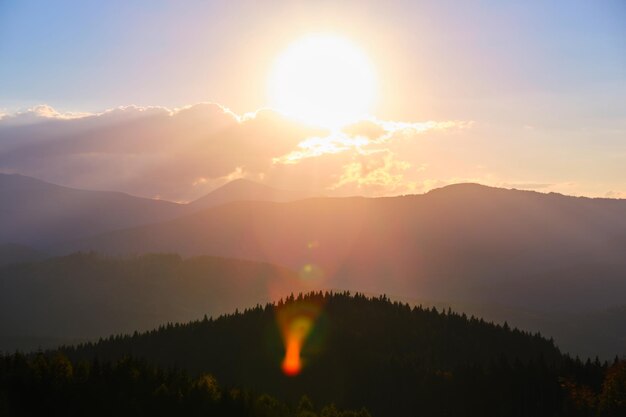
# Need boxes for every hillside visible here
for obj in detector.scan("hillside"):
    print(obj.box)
[0,173,318,247]
[0,253,303,352]
[61,292,618,417]
[0,173,184,246]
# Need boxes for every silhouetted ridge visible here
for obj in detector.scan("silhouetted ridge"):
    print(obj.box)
[60,291,614,417]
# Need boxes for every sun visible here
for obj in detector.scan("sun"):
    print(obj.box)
[268,34,377,129]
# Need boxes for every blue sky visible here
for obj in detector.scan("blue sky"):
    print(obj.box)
[1,1,623,114]
[0,1,625,198]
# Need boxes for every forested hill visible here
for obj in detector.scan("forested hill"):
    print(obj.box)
[61,292,620,417]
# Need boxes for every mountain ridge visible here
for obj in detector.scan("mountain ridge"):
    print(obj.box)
[188,178,315,209]
[0,173,184,245]
[0,173,319,247]
[56,184,626,357]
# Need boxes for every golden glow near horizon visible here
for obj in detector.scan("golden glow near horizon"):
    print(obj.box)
[268,34,377,129]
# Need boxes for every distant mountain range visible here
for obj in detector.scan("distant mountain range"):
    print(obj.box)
[0,173,309,248]
[1,173,625,358]
[0,173,183,246]
[189,177,313,210]
[66,183,626,309]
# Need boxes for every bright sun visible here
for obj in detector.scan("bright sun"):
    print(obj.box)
[268,34,376,129]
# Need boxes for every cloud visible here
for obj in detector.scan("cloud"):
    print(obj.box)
[341,120,386,140]
[330,150,416,196]
[4,103,621,201]
[272,132,369,164]
[0,103,327,201]
[0,105,92,126]
[272,117,471,166]
[265,116,471,196]
[0,102,471,201]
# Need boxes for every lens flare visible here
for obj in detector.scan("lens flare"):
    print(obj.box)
[299,263,324,281]
[281,317,313,376]
[307,240,319,249]
[276,300,322,376]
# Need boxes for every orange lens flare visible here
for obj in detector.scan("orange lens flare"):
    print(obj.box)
[280,316,312,376]
[276,303,319,376]
[282,335,303,376]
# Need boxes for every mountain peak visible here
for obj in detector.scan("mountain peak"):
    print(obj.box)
[429,182,500,193]
[189,179,311,209]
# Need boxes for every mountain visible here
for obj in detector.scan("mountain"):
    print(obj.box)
[0,173,184,246]
[63,184,626,357]
[0,253,302,352]
[188,178,313,210]
[58,292,616,417]
[67,184,626,310]
[0,174,317,247]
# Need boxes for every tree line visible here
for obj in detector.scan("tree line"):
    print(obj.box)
[1,291,624,416]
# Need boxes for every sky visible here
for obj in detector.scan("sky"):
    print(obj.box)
[0,0,625,201]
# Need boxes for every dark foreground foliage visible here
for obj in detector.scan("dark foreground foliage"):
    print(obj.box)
[0,352,370,417]
[1,292,624,416]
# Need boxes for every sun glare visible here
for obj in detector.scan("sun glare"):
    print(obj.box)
[268,34,377,129]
